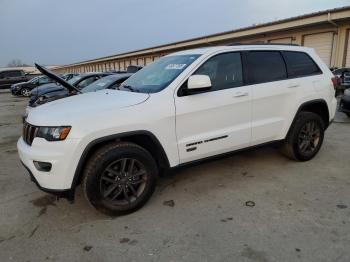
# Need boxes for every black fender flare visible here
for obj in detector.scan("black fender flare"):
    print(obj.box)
[70,130,170,189]
[286,98,330,137]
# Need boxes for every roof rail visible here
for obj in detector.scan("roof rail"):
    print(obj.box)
[228,42,300,46]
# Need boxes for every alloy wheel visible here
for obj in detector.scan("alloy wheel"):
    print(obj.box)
[21,88,30,97]
[100,158,148,205]
[298,120,321,155]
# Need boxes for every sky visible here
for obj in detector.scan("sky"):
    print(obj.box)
[0,0,350,67]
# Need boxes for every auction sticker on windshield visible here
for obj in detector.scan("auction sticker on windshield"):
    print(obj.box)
[165,64,187,70]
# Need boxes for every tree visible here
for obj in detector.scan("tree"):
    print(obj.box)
[7,59,29,67]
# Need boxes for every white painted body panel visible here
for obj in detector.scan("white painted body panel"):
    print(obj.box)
[17,45,337,190]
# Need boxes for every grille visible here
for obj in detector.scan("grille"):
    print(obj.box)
[23,122,39,146]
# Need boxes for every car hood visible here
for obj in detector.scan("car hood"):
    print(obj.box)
[12,82,27,87]
[31,83,65,97]
[27,90,150,125]
[35,63,79,93]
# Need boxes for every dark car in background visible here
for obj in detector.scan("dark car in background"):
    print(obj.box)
[10,75,55,96]
[339,89,350,117]
[80,73,132,93]
[24,64,133,118]
[29,63,121,106]
[0,69,29,89]
[62,73,79,81]
[29,71,112,106]
[332,67,350,78]
[31,72,132,107]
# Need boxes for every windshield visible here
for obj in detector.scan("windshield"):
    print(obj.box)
[121,54,200,93]
[82,76,116,93]
[68,75,83,85]
[29,76,39,83]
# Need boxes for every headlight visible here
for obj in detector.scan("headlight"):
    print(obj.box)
[36,126,71,141]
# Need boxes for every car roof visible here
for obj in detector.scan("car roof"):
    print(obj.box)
[78,72,112,77]
[0,69,24,72]
[100,73,133,80]
[168,45,313,56]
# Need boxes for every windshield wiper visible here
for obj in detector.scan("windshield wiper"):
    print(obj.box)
[120,84,139,92]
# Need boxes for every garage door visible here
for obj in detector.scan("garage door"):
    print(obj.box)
[269,37,292,44]
[303,32,334,67]
[345,31,350,67]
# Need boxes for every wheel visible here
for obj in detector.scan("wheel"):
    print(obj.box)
[282,112,325,161]
[346,113,350,118]
[82,141,158,216]
[21,88,31,97]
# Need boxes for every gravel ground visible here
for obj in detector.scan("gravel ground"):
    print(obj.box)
[0,90,349,262]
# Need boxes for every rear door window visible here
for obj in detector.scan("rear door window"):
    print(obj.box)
[282,51,321,78]
[246,51,287,84]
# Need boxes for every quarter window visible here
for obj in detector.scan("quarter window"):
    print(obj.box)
[282,51,321,77]
[194,52,243,91]
[246,51,287,84]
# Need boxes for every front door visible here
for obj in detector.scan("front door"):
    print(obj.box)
[175,52,252,163]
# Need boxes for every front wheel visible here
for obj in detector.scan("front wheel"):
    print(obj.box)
[82,142,158,216]
[21,88,31,97]
[282,112,325,161]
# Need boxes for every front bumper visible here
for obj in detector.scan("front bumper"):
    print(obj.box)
[17,136,82,194]
[21,162,75,200]
[11,87,21,95]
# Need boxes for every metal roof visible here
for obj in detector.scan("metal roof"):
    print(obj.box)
[54,5,350,69]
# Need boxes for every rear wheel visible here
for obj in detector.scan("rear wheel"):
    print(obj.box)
[21,88,31,97]
[282,112,325,161]
[82,142,158,216]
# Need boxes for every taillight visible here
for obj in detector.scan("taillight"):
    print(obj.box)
[331,76,338,89]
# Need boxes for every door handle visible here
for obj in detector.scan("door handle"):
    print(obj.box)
[287,84,299,88]
[233,92,249,97]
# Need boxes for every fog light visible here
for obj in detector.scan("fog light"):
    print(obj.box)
[33,161,52,172]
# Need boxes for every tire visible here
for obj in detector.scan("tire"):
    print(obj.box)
[21,88,31,97]
[82,141,158,216]
[282,112,325,161]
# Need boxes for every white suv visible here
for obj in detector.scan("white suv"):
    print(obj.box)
[18,45,337,215]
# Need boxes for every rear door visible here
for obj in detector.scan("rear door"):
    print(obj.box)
[175,52,252,163]
[245,51,298,145]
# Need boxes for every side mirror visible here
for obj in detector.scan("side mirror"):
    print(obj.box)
[187,75,211,92]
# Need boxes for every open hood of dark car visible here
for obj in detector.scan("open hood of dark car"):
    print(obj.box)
[35,63,81,93]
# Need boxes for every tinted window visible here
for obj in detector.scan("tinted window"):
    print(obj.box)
[194,52,243,91]
[282,51,321,78]
[76,76,99,89]
[82,76,117,93]
[8,71,22,77]
[246,51,287,84]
